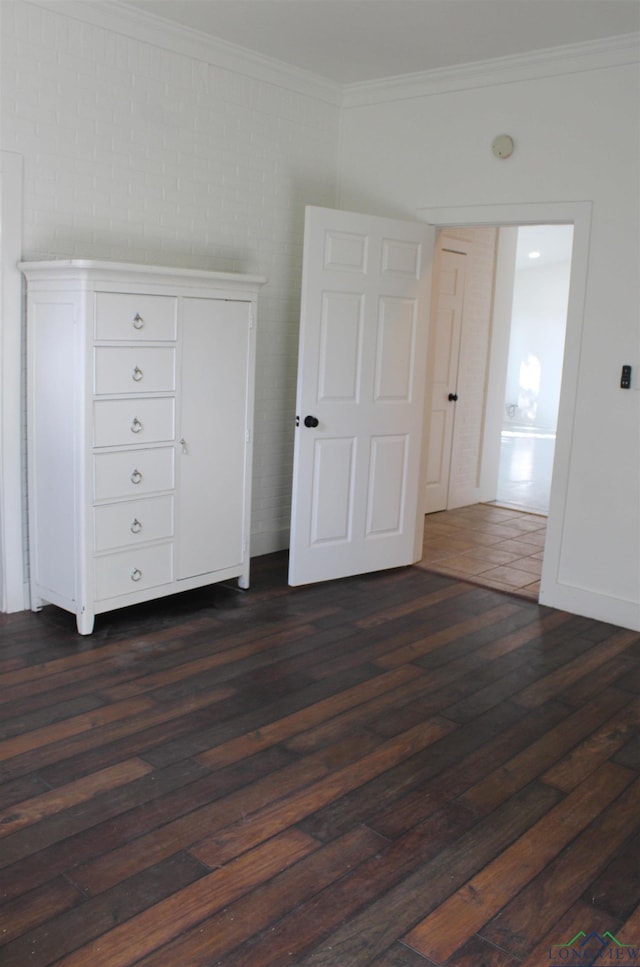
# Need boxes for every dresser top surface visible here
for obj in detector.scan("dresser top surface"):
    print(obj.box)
[19,259,266,289]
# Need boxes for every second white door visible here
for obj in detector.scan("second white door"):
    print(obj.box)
[423,247,466,513]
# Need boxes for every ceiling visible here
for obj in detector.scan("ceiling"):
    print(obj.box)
[515,225,574,270]
[117,0,640,84]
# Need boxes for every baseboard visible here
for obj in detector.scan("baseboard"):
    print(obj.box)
[251,527,290,558]
[539,581,640,632]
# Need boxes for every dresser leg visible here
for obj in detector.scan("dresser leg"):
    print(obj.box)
[76,610,95,635]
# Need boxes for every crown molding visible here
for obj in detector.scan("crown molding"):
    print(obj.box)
[17,2,640,110]
[23,0,343,106]
[342,32,640,108]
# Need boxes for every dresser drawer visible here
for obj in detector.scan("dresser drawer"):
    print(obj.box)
[94,447,175,500]
[94,347,176,395]
[94,495,174,552]
[95,293,177,342]
[95,543,173,600]
[93,398,175,448]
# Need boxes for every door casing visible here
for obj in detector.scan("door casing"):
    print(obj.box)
[417,201,592,611]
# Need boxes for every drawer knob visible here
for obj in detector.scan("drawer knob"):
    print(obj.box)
[131,568,143,582]
[132,313,144,330]
[130,418,143,434]
[130,469,143,484]
[132,366,144,382]
[130,518,142,534]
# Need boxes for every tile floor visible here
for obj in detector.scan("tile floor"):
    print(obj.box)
[417,502,546,601]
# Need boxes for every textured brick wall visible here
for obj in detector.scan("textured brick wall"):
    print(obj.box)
[2,0,340,555]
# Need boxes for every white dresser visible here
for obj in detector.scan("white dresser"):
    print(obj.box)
[21,260,265,634]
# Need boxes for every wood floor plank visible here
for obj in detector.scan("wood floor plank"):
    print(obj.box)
[369,699,569,840]
[132,826,387,967]
[71,731,382,895]
[52,829,318,967]
[584,828,640,920]
[374,602,523,668]
[542,699,640,791]
[515,628,640,708]
[0,876,83,945]
[0,756,211,899]
[138,661,382,770]
[291,782,561,966]
[192,718,455,869]
[0,757,152,838]
[1,544,640,967]
[517,899,623,967]
[480,775,640,957]
[0,685,234,783]
[196,664,423,770]
[369,945,439,967]
[403,763,635,964]
[460,687,633,815]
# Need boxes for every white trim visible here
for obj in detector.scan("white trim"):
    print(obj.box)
[417,202,623,626]
[23,2,639,111]
[480,227,518,503]
[537,584,640,633]
[25,0,342,106]
[343,33,640,108]
[0,151,27,613]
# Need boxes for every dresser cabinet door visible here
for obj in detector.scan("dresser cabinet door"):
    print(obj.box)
[176,299,251,579]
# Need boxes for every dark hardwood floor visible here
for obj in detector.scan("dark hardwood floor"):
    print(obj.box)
[1,552,640,966]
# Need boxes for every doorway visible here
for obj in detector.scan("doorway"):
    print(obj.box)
[424,223,573,520]
[419,207,584,603]
[495,224,574,515]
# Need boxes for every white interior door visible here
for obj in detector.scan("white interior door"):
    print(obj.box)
[423,247,465,513]
[288,206,435,586]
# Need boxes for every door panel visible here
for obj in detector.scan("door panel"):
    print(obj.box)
[366,434,408,535]
[318,293,363,401]
[375,297,416,400]
[289,206,434,586]
[310,437,356,545]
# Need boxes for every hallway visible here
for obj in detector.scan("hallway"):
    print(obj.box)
[419,503,546,601]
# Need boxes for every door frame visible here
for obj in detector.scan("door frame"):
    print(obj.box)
[0,150,26,613]
[417,200,592,611]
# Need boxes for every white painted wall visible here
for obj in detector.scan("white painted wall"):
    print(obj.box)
[338,54,640,628]
[0,0,340,564]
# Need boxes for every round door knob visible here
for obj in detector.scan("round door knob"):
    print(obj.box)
[304,415,319,428]
[448,393,459,402]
